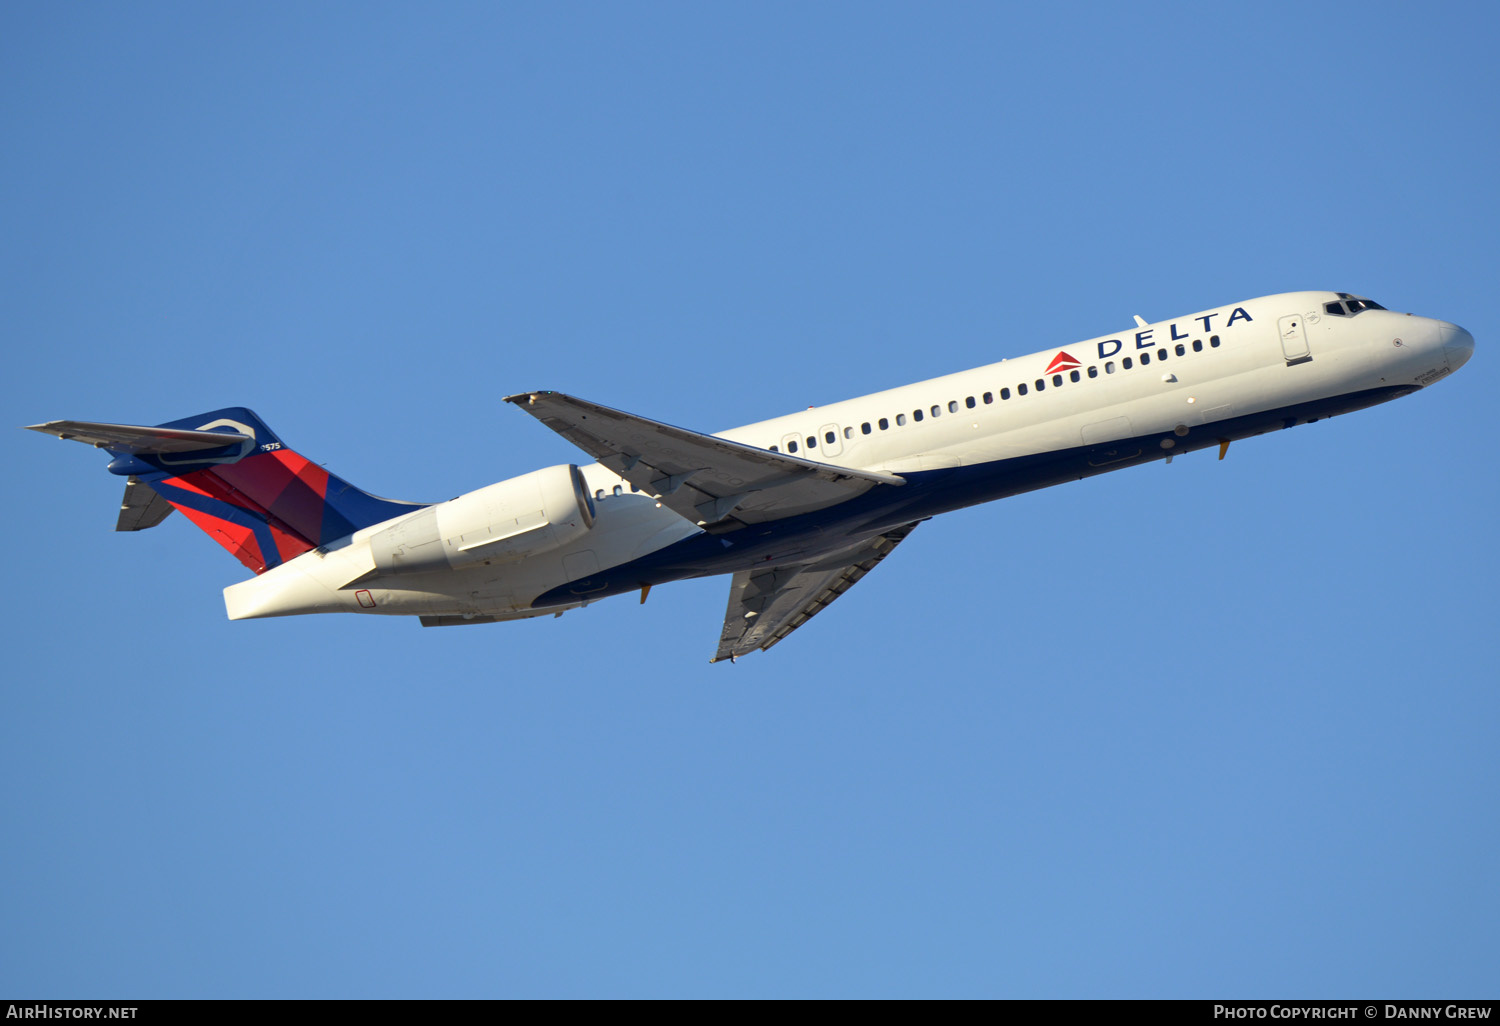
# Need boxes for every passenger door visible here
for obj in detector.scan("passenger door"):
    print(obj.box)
[1279,314,1310,363]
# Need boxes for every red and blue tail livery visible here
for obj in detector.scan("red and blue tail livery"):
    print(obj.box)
[26,292,1474,661]
[28,407,424,574]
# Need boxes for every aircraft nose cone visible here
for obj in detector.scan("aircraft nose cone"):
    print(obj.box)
[1441,322,1474,372]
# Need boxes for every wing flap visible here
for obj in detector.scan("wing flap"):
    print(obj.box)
[504,392,902,529]
[713,521,921,662]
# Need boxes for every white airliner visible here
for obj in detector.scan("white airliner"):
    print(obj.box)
[28,290,1473,662]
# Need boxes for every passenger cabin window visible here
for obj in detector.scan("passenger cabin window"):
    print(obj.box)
[930,405,941,417]
[1175,343,1185,356]
[1140,352,1150,365]
[1105,361,1115,374]
[1087,366,1098,378]
[788,440,798,452]
[999,388,1009,400]
[1052,374,1062,386]
[825,431,836,444]
[861,422,871,435]
[1192,339,1202,352]
[613,485,622,496]
[1070,370,1080,382]
[769,445,778,453]
[983,392,994,404]
[879,417,889,430]
[1017,383,1027,396]
[1157,348,1167,361]
[806,436,816,448]
[1035,379,1045,391]
[1122,357,1133,369]
[1210,335,1220,348]
[949,400,959,413]
[896,413,907,425]
[913,409,923,422]
[965,397,975,409]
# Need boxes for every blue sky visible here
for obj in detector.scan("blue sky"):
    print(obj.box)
[3,1,1496,998]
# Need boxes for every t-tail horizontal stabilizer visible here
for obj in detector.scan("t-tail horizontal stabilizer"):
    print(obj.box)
[25,420,253,454]
[25,408,428,575]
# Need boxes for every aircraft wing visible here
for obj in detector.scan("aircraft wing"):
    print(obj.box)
[712,521,920,663]
[504,392,903,530]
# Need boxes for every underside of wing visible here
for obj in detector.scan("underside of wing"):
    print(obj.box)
[713,521,921,663]
[504,392,902,531]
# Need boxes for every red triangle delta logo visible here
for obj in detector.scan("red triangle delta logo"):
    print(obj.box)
[1045,351,1081,375]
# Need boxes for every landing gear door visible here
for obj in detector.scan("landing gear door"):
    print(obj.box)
[1279,315,1310,363]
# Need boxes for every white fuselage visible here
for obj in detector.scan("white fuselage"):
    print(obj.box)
[224,291,1472,622]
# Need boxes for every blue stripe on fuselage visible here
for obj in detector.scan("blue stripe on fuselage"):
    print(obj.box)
[531,385,1417,608]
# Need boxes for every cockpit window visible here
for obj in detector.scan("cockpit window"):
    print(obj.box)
[1329,295,1387,316]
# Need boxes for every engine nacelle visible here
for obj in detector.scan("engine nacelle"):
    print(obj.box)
[370,464,595,575]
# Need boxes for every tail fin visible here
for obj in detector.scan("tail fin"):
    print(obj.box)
[28,407,426,574]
